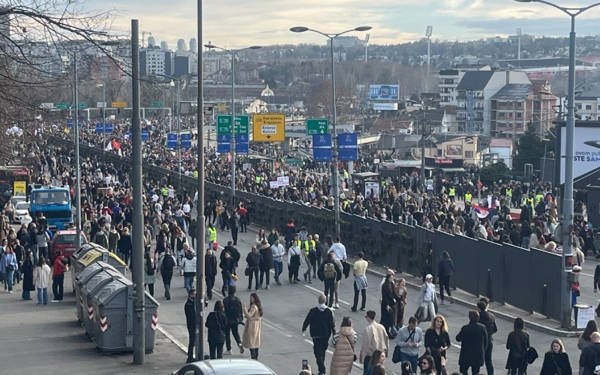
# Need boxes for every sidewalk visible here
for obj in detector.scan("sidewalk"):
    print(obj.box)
[0,274,185,375]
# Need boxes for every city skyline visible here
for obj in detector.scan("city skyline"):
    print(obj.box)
[88,0,600,48]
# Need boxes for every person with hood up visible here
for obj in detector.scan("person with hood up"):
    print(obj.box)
[330,316,357,375]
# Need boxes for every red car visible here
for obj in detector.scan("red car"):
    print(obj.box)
[51,230,88,260]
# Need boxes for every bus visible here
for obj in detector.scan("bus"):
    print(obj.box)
[0,166,30,204]
[30,186,73,232]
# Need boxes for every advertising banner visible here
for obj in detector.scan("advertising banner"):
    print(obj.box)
[369,85,399,101]
[560,126,600,184]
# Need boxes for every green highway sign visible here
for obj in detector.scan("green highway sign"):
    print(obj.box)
[306,118,329,135]
[55,102,69,109]
[217,115,249,135]
[151,101,163,108]
[78,102,88,109]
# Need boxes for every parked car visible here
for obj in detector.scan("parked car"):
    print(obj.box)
[10,194,26,207]
[51,230,88,261]
[13,201,32,225]
[172,359,277,375]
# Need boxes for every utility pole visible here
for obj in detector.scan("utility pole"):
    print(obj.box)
[420,110,426,192]
[177,79,182,188]
[73,52,82,253]
[231,52,236,209]
[195,0,206,361]
[131,19,145,365]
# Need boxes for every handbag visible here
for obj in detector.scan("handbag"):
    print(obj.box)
[244,267,250,276]
[414,306,425,321]
[6,264,14,271]
[392,345,403,364]
[526,346,538,364]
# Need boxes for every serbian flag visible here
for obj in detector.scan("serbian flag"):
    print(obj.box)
[472,204,489,219]
[111,139,121,150]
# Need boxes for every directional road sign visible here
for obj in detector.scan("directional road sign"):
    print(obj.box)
[306,118,328,135]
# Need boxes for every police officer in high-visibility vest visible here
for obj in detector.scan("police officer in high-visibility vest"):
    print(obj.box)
[207,223,217,250]
[465,192,472,205]
[448,186,456,202]
[302,235,317,283]
[161,186,169,197]
[506,187,513,208]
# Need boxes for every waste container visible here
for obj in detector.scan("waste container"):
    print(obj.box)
[80,267,125,338]
[90,279,160,353]
[74,261,117,322]
[72,245,127,283]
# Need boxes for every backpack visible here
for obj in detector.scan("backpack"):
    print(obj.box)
[323,263,336,280]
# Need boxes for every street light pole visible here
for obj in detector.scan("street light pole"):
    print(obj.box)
[73,52,82,254]
[101,83,106,163]
[515,0,600,329]
[290,25,372,240]
[177,79,182,188]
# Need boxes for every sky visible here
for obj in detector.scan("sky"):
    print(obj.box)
[83,0,600,48]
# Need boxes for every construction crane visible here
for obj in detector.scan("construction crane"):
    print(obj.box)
[141,31,152,48]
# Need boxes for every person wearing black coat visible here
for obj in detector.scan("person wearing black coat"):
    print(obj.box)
[477,299,498,375]
[317,252,342,308]
[258,241,273,289]
[223,286,244,355]
[456,311,488,375]
[229,212,238,245]
[219,251,236,295]
[540,339,572,375]
[205,300,228,359]
[184,289,196,363]
[21,250,34,300]
[505,318,530,375]
[302,294,336,375]
[437,251,454,303]
[245,246,262,290]
[221,242,240,271]
[160,250,176,300]
[205,249,217,300]
[380,273,396,337]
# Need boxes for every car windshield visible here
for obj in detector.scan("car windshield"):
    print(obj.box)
[33,190,69,205]
[55,234,86,245]
[15,202,29,210]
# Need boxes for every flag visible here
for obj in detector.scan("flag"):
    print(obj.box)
[111,139,121,150]
[472,204,489,219]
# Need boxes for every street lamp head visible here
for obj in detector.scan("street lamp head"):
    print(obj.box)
[204,43,217,49]
[354,26,372,32]
[513,0,534,2]
[290,26,309,33]
[248,46,262,50]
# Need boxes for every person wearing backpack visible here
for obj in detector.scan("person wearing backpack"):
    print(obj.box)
[159,249,176,300]
[580,332,600,375]
[318,251,342,308]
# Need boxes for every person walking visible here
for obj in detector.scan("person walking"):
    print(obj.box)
[220,250,236,295]
[108,226,120,254]
[302,294,336,375]
[259,240,273,289]
[419,274,437,322]
[330,316,357,375]
[144,250,156,296]
[230,211,239,245]
[425,315,451,374]
[360,310,389,375]
[351,252,368,312]
[418,354,440,375]
[271,239,285,286]
[223,285,244,355]
[181,248,196,293]
[477,298,497,375]
[380,272,396,337]
[0,245,18,293]
[205,247,217,301]
[159,249,176,300]
[318,252,342,308]
[329,237,348,308]
[242,292,262,360]
[540,339,572,375]
[184,288,196,363]
[51,254,66,302]
[578,320,598,354]
[205,300,228,359]
[506,317,530,375]
[437,251,454,304]
[456,310,488,375]
[245,246,261,290]
[33,256,51,305]
[580,332,600,375]
[365,350,386,375]
[207,222,217,250]
[394,278,408,330]
[117,227,132,266]
[21,250,34,300]
[393,316,424,372]
[288,238,302,284]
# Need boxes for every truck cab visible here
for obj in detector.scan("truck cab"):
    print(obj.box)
[30,186,73,232]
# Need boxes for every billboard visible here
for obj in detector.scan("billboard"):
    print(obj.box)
[369,85,399,101]
[560,125,600,184]
[372,102,398,111]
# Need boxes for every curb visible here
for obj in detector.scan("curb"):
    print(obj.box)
[363,267,582,338]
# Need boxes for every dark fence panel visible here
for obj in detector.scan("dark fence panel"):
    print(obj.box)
[49,136,564,320]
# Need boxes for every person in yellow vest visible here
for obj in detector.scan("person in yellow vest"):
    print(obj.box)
[535,192,544,205]
[506,187,513,208]
[448,186,456,202]
[207,223,217,250]
[465,192,472,205]
[161,186,168,196]
[193,170,198,179]
[302,235,317,283]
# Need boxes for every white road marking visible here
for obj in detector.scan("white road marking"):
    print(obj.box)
[303,338,364,370]
[157,325,187,353]
[303,284,351,306]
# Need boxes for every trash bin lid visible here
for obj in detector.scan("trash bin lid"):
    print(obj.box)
[84,268,123,293]
[72,243,97,259]
[77,249,102,268]
[94,278,133,308]
[108,252,127,268]
[144,291,160,308]
[76,262,104,285]
[574,304,592,309]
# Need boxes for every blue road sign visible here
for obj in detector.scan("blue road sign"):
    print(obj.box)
[142,130,149,141]
[312,134,332,148]
[167,133,178,149]
[217,134,231,143]
[67,118,83,128]
[338,133,357,147]
[217,142,231,153]
[338,147,358,161]
[95,123,103,134]
[236,142,249,154]
[181,133,192,149]
[235,134,249,143]
[105,123,113,134]
[313,147,332,162]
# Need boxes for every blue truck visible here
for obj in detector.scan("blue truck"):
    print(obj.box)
[30,186,73,231]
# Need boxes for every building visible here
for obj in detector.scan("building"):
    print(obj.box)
[439,65,491,107]
[456,70,530,135]
[140,47,173,78]
[561,87,600,121]
[423,135,482,166]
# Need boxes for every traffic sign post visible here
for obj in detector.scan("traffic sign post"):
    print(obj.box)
[307,118,329,135]
[181,133,192,149]
[313,147,332,161]
[337,133,358,161]
[312,134,332,162]
[56,102,70,110]
[167,133,178,149]
[151,101,163,108]
[217,142,231,153]
[217,115,249,135]
[78,102,88,109]
[253,114,285,142]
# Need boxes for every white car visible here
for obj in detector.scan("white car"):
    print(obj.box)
[14,201,32,225]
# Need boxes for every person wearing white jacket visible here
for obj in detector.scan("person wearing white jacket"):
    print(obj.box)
[181,248,197,292]
[33,257,51,305]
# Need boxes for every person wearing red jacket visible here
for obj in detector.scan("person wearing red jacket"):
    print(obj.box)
[51,255,67,302]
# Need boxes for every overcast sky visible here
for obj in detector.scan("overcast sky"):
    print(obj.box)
[85,0,600,48]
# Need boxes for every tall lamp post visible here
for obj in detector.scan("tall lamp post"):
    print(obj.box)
[97,83,106,163]
[204,43,261,209]
[290,25,371,239]
[170,79,183,187]
[515,0,600,328]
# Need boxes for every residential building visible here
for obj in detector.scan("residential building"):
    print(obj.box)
[456,70,530,135]
[423,135,481,166]
[438,65,491,107]
[140,47,173,78]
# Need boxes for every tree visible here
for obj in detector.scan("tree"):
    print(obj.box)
[480,161,510,185]
[513,123,546,172]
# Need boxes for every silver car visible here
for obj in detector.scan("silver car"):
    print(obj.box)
[173,359,277,375]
